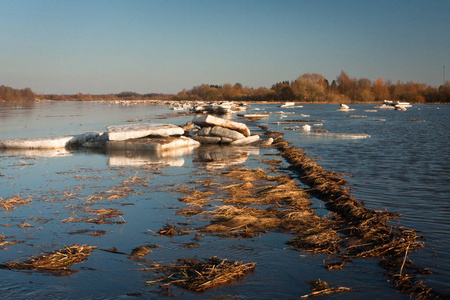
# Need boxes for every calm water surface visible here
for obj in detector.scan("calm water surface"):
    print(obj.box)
[0,101,448,299]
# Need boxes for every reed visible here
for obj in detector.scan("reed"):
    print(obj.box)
[1,244,96,275]
[153,257,256,293]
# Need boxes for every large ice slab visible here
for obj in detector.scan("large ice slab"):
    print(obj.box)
[0,132,100,149]
[193,115,251,137]
[105,136,200,152]
[106,123,184,141]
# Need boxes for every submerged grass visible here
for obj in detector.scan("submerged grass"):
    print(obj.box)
[260,128,443,299]
[152,257,256,294]
[301,279,351,298]
[1,244,96,275]
[0,195,31,211]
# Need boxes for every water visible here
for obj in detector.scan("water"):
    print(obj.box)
[0,101,448,299]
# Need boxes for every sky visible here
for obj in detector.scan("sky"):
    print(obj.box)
[1,0,449,95]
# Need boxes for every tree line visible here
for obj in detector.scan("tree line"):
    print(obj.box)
[0,85,35,102]
[175,71,450,103]
[1,70,449,103]
[42,91,171,101]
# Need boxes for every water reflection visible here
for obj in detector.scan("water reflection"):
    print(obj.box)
[83,146,199,167]
[193,145,259,169]
[0,101,36,119]
[0,148,71,157]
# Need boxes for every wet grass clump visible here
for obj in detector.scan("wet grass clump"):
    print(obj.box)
[261,130,440,298]
[152,257,256,294]
[1,244,96,275]
[301,279,351,298]
[0,195,31,211]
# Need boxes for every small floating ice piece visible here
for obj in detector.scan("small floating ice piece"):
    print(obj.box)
[238,113,270,118]
[301,124,311,131]
[280,102,295,107]
[335,104,355,111]
[302,132,370,139]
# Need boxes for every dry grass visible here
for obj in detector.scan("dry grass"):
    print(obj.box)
[179,189,216,205]
[264,133,435,298]
[62,207,124,224]
[157,223,190,237]
[68,229,107,236]
[153,257,255,293]
[201,205,281,238]
[1,244,96,275]
[0,233,24,249]
[0,195,31,211]
[301,279,351,298]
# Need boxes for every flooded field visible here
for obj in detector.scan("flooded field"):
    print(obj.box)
[0,101,449,299]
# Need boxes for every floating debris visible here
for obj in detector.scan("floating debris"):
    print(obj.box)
[1,244,96,275]
[129,246,152,257]
[0,195,31,211]
[62,207,125,224]
[157,223,190,237]
[153,257,256,293]
[301,279,351,298]
[0,234,24,249]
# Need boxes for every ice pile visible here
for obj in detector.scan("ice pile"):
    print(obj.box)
[190,115,261,146]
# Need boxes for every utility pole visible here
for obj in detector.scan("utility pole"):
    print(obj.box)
[444,65,446,86]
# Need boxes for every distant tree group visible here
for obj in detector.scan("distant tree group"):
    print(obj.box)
[0,85,35,102]
[174,71,450,103]
[2,71,450,103]
[41,92,171,101]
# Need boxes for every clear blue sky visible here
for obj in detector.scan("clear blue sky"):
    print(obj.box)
[1,0,449,94]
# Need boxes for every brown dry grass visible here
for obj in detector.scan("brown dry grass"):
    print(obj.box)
[62,207,124,224]
[157,223,190,237]
[264,132,436,298]
[201,205,281,238]
[154,257,255,293]
[1,244,96,275]
[301,279,351,298]
[0,195,31,211]
[0,233,24,249]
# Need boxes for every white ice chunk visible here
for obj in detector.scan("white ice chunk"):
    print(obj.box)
[0,132,100,149]
[230,135,260,145]
[193,115,251,137]
[302,132,370,139]
[106,123,184,141]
